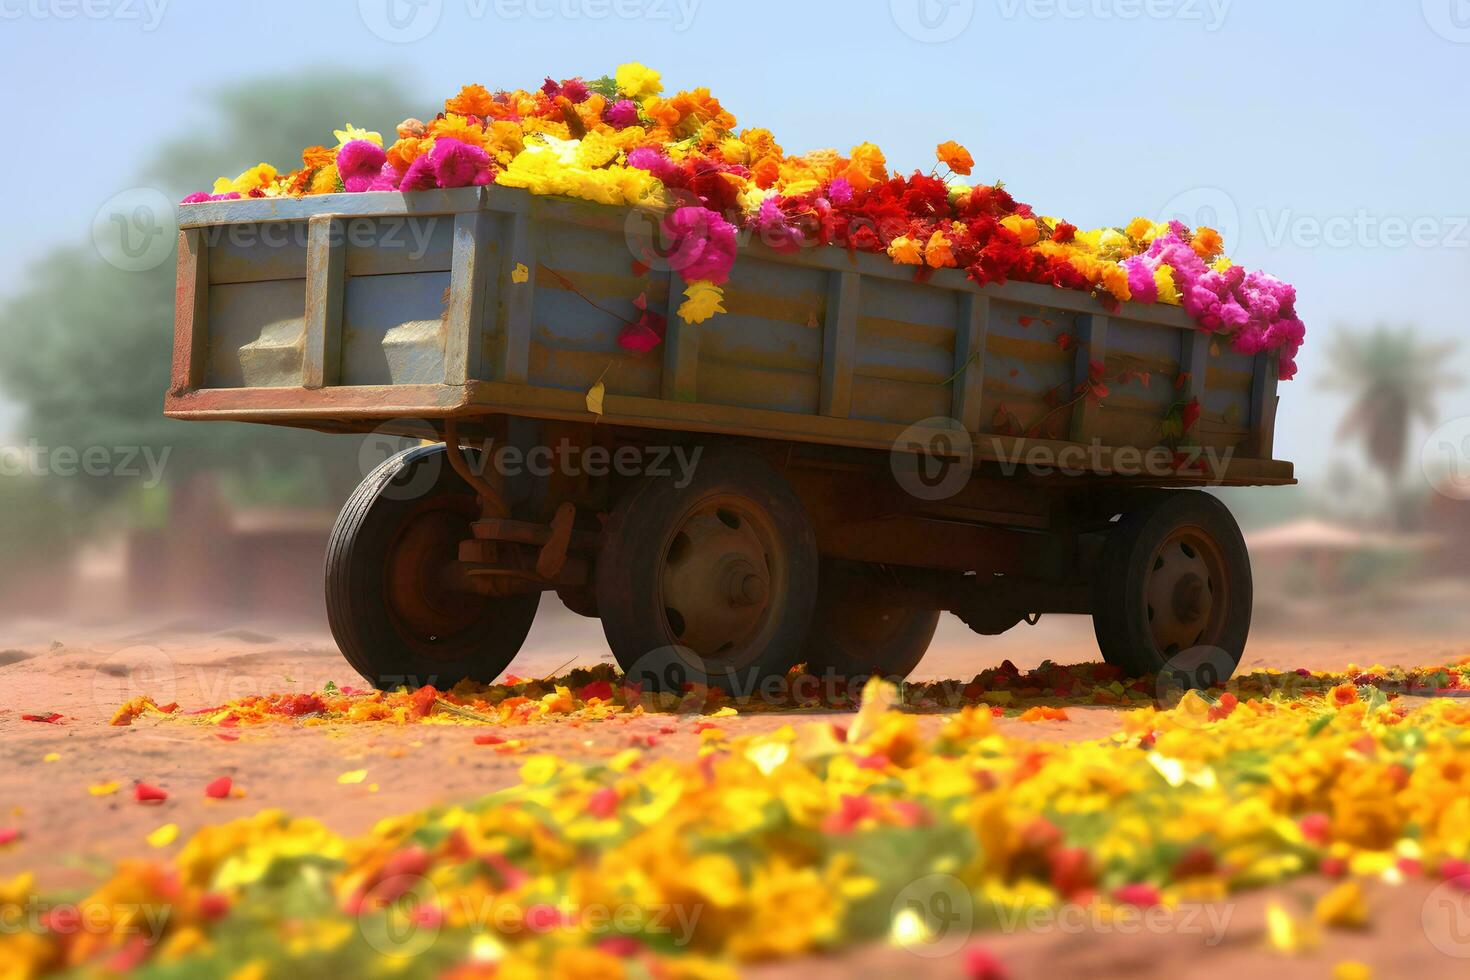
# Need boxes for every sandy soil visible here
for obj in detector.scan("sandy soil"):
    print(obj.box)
[2,604,1468,977]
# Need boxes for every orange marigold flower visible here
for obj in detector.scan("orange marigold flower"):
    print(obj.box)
[445,83,496,118]
[430,113,489,150]
[301,145,334,170]
[750,155,781,190]
[841,142,887,193]
[1192,227,1225,261]
[924,230,956,268]
[1330,683,1360,708]
[385,137,427,172]
[1100,264,1132,303]
[936,140,974,176]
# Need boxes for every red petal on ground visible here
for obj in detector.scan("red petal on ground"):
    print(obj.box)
[21,713,62,724]
[134,783,168,803]
[473,734,507,746]
[204,776,233,799]
[0,828,20,846]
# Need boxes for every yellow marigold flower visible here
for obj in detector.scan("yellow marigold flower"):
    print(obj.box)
[1126,216,1156,241]
[1154,265,1181,305]
[430,113,490,150]
[1212,256,1235,273]
[936,140,974,176]
[678,280,726,324]
[332,123,382,149]
[307,165,341,196]
[615,62,663,100]
[574,131,620,169]
[213,163,278,196]
[887,235,923,265]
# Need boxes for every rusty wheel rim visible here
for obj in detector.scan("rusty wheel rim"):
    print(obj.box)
[1143,525,1229,658]
[383,494,484,658]
[656,495,781,665]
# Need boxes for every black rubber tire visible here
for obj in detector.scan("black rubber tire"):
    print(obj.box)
[595,448,819,695]
[326,444,540,690]
[1092,490,1252,681]
[803,562,940,683]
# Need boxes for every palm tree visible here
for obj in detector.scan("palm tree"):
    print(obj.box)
[1323,325,1460,525]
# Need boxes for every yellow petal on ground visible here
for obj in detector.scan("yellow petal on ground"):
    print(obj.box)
[1315,881,1368,930]
[336,769,368,785]
[147,823,179,848]
[88,781,121,797]
[586,379,605,417]
[711,706,738,718]
[511,262,529,284]
[1333,963,1373,980]
[42,753,59,763]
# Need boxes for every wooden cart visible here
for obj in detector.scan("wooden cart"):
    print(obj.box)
[168,186,1292,693]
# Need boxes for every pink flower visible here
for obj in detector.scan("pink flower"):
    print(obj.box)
[429,137,494,189]
[337,140,388,193]
[604,99,640,129]
[663,206,738,284]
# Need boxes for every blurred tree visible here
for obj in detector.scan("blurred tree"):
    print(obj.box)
[1323,325,1461,526]
[0,71,424,529]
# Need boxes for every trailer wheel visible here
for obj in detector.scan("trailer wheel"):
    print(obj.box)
[1092,491,1252,681]
[803,563,940,684]
[596,449,818,695]
[326,444,539,690]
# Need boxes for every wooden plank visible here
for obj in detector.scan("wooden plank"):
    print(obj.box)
[819,270,859,417]
[177,187,489,228]
[951,293,990,431]
[170,229,210,395]
[498,211,535,384]
[1069,314,1109,442]
[1179,329,1212,404]
[1249,352,1280,459]
[444,211,491,385]
[661,269,699,402]
[302,216,344,389]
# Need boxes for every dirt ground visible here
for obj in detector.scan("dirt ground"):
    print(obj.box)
[3,603,1469,978]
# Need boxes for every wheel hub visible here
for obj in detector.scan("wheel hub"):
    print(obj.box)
[659,504,774,660]
[1144,528,1227,657]
[384,497,484,651]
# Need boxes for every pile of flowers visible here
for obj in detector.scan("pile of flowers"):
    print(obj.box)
[8,671,1470,976]
[185,65,1305,380]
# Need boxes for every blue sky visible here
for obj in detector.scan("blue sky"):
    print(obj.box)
[2,0,1468,482]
